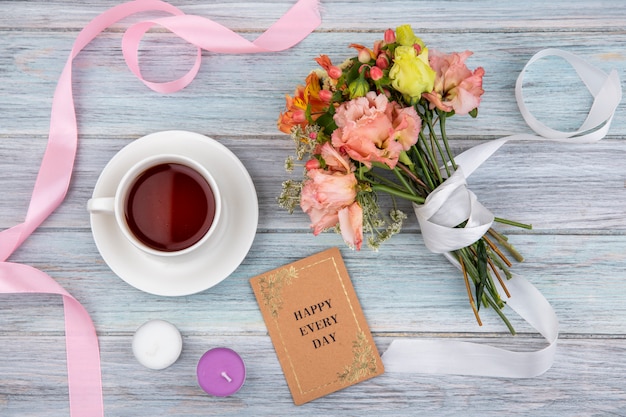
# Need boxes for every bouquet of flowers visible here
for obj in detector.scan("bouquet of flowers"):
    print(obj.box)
[277,25,530,332]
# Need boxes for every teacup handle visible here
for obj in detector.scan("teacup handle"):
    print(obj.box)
[87,197,115,214]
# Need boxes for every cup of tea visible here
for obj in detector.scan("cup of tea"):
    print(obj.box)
[87,154,221,257]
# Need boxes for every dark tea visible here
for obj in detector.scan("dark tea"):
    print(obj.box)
[124,163,216,252]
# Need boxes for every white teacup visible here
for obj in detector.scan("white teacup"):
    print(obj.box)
[88,154,221,257]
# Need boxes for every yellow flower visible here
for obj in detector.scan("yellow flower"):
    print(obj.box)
[389,45,435,102]
[395,24,425,49]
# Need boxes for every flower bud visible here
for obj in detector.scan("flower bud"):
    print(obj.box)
[328,65,343,79]
[348,76,370,98]
[318,89,333,102]
[396,24,418,46]
[373,40,384,56]
[376,53,390,69]
[370,66,383,81]
[384,28,396,44]
[398,151,413,167]
[357,48,371,64]
[305,159,321,170]
[292,109,306,123]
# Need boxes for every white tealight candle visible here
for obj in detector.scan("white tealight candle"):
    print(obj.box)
[132,319,183,370]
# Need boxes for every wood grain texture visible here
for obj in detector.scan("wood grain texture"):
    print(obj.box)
[1,1,625,416]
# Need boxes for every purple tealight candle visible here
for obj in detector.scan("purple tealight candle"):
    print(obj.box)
[196,347,246,396]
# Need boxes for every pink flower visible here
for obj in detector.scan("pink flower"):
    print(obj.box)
[423,50,485,115]
[331,92,421,169]
[300,167,358,235]
[390,102,421,150]
[338,202,363,250]
[317,142,353,174]
[299,143,363,249]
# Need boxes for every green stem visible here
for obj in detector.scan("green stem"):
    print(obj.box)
[396,162,429,193]
[367,172,406,190]
[476,240,488,309]
[393,167,417,196]
[485,296,516,335]
[426,116,451,178]
[371,184,425,204]
[488,250,513,280]
[488,228,525,263]
[494,217,533,230]
[457,243,516,333]
[410,144,435,191]
[484,263,504,308]
[439,114,458,171]
[458,247,479,285]
[419,130,443,184]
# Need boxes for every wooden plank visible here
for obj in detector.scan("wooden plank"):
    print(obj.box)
[1,137,625,232]
[1,1,625,416]
[1,0,625,32]
[3,231,626,334]
[0,31,624,137]
[1,334,625,416]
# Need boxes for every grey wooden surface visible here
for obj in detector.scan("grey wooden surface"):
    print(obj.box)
[1,1,625,415]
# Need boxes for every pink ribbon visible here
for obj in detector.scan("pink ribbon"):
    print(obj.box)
[0,1,320,415]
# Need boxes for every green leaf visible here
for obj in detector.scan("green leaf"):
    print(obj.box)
[315,112,338,134]
[332,90,344,102]
[342,58,361,85]
[377,75,392,86]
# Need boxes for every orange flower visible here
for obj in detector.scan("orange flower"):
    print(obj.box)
[277,72,328,134]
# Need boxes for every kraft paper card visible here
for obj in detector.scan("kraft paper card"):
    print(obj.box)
[249,247,384,405]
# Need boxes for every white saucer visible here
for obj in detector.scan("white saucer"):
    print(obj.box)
[89,131,258,296]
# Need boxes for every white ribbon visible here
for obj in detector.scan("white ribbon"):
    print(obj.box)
[414,167,493,254]
[382,49,622,377]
